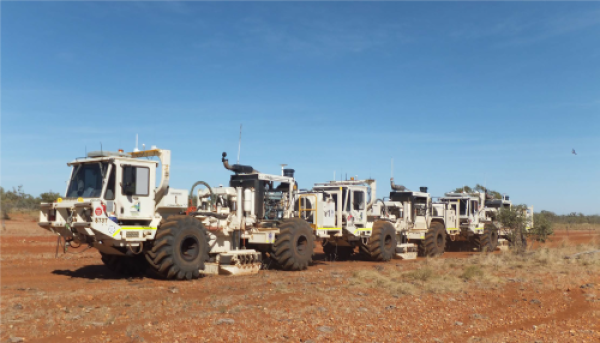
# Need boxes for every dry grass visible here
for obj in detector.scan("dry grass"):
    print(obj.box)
[472,242,600,271]
[347,242,600,296]
[349,263,465,296]
[461,265,484,280]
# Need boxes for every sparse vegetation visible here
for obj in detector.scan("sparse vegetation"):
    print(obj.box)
[451,184,502,199]
[461,265,484,280]
[1,186,60,220]
[403,267,434,282]
[498,204,531,253]
[540,210,600,225]
[532,212,554,242]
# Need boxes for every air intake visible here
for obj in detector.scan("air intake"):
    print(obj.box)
[283,168,295,178]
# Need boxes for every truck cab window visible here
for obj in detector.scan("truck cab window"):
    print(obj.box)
[353,191,365,210]
[66,162,107,198]
[459,199,467,215]
[104,165,116,200]
[122,166,150,196]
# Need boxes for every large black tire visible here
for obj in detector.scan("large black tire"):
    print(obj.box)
[271,218,314,271]
[419,222,446,257]
[322,241,353,260]
[145,215,209,280]
[473,230,489,252]
[368,221,397,262]
[474,225,498,253]
[100,253,147,276]
[488,225,499,252]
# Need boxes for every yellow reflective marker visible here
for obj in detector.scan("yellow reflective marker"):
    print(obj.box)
[112,227,156,237]
[56,198,63,203]
[77,197,84,203]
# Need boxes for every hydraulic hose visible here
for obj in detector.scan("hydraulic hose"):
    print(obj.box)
[375,198,387,216]
[189,181,215,208]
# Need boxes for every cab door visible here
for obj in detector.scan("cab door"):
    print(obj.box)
[116,163,155,220]
[446,201,459,229]
[350,189,367,227]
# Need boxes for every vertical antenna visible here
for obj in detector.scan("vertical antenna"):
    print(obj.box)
[333,171,336,181]
[100,142,103,155]
[237,124,242,164]
[134,134,139,152]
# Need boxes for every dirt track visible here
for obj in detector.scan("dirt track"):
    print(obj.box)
[2,216,600,342]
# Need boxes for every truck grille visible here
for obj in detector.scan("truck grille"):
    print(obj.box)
[125,231,140,238]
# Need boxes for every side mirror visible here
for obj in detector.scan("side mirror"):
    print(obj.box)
[122,166,136,195]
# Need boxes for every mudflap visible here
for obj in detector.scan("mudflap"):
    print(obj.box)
[395,243,418,260]
[200,249,262,276]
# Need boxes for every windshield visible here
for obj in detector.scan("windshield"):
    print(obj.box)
[66,162,108,198]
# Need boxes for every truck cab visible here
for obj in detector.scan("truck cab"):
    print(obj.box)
[298,179,373,242]
[38,149,187,256]
[439,192,486,236]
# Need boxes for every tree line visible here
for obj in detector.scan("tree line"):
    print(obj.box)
[1,186,60,219]
[537,210,600,225]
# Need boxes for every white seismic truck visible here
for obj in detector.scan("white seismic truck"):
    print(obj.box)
[438,192,501,252]
[39,149,314,280]
[439,192,533,252]
[297,179,416,261]
[382,178,454,257]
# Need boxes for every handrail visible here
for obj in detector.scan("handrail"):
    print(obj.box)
[298,194,318,230]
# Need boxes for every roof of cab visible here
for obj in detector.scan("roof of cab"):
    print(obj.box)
[67,152,159,166]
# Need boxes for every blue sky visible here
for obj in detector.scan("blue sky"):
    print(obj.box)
[2,2,599,214]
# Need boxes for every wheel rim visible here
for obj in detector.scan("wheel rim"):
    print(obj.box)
[180,235,200,262]
[384,234,393,250]
[296,235,308,254]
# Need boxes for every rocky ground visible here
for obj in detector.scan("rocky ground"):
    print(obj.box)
[1,214,599,343]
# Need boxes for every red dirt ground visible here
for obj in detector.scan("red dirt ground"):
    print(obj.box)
[2,215,599,342]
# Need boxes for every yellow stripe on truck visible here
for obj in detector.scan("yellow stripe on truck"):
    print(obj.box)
[112,227,156,237]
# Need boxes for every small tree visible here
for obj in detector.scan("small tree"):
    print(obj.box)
[531,212,553,242]
[40,191,61,203]
[497,204,531,254]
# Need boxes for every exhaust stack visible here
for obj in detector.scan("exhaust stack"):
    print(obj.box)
[222,152,258,174]
[390,178,407,191]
